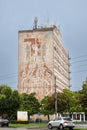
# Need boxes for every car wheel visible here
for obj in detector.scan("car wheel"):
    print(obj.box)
[48,124,52,129]
[59,124,64,130]
[6,124,8,126]
[69,128,73,130]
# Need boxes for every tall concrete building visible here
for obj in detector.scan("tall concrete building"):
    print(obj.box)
[18,25,70,100]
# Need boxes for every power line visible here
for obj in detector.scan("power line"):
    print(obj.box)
[71,63,87,68]
[0,72,18,81]
[0,80,18,89]
[0,72,18,88]
[71,69,87,73]
[71,59,87,64]
[71,54,87,60]
[0,75,18,81]
[0,72,18,77]
[0,80,17,84]
[70,55,87,73]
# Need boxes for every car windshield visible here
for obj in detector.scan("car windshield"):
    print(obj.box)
[63,117,72,121]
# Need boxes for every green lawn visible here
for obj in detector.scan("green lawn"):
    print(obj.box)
[9,123,47,128]
[74,129,87,130]
[9,123,87,130]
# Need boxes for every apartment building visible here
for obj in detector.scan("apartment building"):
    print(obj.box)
[18,25,70,100]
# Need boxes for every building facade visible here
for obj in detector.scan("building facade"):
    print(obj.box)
[18,25,70,100]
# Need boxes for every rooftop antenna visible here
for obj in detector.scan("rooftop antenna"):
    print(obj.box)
[33,17,38,29]
[54,19,57,26]
[58,25,61,32]
[47,17,49,26]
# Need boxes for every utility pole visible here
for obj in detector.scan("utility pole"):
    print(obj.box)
[54,76,57,119]
[48,72,57,118]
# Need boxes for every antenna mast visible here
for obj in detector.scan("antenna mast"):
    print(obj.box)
[34,17,38,29]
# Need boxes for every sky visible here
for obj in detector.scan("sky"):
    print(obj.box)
[0,0,87,91]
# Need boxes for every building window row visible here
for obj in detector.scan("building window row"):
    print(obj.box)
[53,40,69,65]
[53,33,68,58]
[55,67,69,84]
[54,54,69,72]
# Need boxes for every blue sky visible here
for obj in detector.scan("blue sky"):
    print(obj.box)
[0,0,87,91]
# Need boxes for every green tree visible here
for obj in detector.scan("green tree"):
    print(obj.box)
[57,92,69,113]
[79,79,87,112]
[40,96,54,120]
[20,93,40,118]
[63,89,82,113]
[0,85,12,118]
[8,90,21,119]
[0,94,6,117]
[0,85,12,98]
[0,85,20,119]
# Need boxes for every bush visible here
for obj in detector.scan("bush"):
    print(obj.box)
[10,120,29,124]
[29,118,35,123]
[35,118,42,123]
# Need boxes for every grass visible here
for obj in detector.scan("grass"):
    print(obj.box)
[9,123,47,128]
[9,123,87,130]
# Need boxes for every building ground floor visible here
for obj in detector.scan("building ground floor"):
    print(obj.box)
[31,112,87,122]
[62,112,87,122]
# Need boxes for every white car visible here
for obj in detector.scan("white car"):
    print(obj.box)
[48,117,75,130]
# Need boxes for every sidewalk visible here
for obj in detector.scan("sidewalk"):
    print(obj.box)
[75,124,87,129]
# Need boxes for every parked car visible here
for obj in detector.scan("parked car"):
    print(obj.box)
[48,116,75,130]
[0,118,9,127]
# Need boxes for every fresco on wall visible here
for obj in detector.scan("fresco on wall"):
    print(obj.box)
[19,31,54,99]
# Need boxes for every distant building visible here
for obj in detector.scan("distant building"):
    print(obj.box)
[18,25,70,100]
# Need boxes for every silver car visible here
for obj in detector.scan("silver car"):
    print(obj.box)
[48,117,75,130]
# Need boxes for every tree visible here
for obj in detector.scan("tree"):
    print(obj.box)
[0,94,6,117]
[57,92,68,113]
[40,96,54,120]
[0,85,12,98]
[0,85,20,119]
[0,85,12,118]
[79,79,87,112]
[63,89,82,113]
[20,93,40,119]
[8,90,21,119]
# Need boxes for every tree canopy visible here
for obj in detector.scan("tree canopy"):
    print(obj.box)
[0,78,87,119]
[20,93,40,117]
